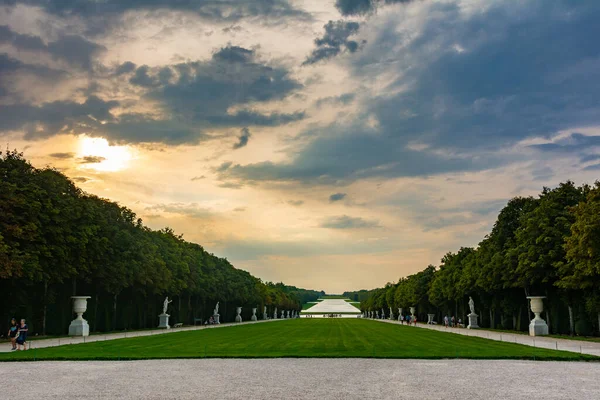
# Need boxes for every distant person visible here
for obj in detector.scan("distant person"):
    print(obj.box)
[458,318,462,328]
[7,318,18,351]
[444,315,449,327]
[413,316,417,326]
[451,316,455,327]
[16,319,28,351]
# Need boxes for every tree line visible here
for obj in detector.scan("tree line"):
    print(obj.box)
[353,181,600,336]
[0,150,322,336]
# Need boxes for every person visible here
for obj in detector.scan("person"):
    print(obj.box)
[16,319,28,351]
[7,318,18,351]
[458,318,462,328]
[413,316,417,326]
[451,316,455,328]
[444,315,449,327]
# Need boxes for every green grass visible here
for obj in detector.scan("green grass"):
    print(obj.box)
[302,303,317,310]
[1,319,596,362]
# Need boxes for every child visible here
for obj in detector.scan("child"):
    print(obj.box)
[7,318,18,351]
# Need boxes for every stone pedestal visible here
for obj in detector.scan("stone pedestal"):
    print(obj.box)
[427,314,435,324]
[69,296,91,336]
[467,313,479,329]
[158,313,170,329]
[527,296,549,336]
[214,314,220,324]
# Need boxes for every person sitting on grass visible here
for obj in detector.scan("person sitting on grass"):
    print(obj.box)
[16,319,28,351]
[7,318,18,351]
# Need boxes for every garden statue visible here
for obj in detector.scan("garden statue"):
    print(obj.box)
[163,296,172,314]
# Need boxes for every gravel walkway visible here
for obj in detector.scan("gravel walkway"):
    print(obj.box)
[1,358,598,399]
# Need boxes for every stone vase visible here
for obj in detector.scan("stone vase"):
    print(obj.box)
[251,307,257,321]
[235,307,243,323]
[69,296,91,336]
[410,307,415,317]
[527,296,549,336]
[427,314,435,324]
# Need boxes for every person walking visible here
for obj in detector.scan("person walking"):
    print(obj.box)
[7,318,18,351]
[16,319,28,351]
[444,315,449,327]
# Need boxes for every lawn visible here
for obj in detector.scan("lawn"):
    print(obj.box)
[0,319,596,362]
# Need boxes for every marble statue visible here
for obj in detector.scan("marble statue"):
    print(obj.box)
[263,306,268,320]
[280,310,285,319]
[381,308,385,319]
[286,310,290,319]
[467,296,478,329]
[389,307,394,320]
[376,311,379,319]
[213,301,220,324]
[163,296,172,314]
[235,306,242,323]
[398,308,402,322]
[274,307,278,319]
[469,296,475,315]
[251,307,257,321]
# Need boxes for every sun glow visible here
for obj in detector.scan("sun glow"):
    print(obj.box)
[78,136,133,172]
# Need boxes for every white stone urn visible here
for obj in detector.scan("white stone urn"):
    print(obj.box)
[69,296,91,336]
[527,296,549,336]
[410,307,415,317]
[251,307,257,321]
[235,307,243,323]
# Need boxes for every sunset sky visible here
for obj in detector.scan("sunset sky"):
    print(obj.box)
[1,0,599,293]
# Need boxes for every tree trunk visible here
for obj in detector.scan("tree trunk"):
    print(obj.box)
[113,293,118,331]
[42,281,48,336]
[568,305,574,336]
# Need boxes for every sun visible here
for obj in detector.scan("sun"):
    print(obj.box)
[78,136,133,172]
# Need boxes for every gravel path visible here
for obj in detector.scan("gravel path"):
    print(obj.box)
[1,359,598,399]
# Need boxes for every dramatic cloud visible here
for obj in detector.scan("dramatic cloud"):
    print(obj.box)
[304,20,362,65]
[329,193,347,202]
[233,127,252,149]
[320,215,380,229]
[222,1,600,184]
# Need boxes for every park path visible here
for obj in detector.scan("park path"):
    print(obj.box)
[374,318,600,357]
[1,319,283,353]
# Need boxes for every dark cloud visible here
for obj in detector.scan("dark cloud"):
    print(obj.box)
[304,20,362,65]
[218,182,244,189]
[335,0,416,16]
[329,193,347,202]
[0,25,105,69]
[0,96,119,139]
[115,61,136,75]
[320,215,380,229]
[79,156,106,164]
[5,0,310,35]
[528,133,600,154]
[48,152,75,159]
[72,176,90,183]
[215,161,233,172]
[233,127,252,149]
[315,93,355,107]
[191,175,206,181]
[1,45,301,144]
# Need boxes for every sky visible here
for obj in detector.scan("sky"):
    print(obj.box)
[1,0,600,293]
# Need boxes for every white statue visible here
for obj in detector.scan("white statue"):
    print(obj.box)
[273,307,278,319]
[469,296,475,315]
[263,305,267,319]
[163,297,172,314]
[280,309,285,319]
[251,307,257,321]
[214,302,219,316]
